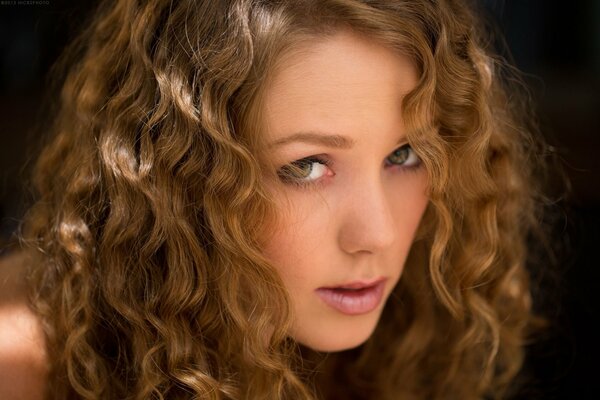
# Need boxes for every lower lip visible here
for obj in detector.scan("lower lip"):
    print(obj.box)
[315,280,386,315]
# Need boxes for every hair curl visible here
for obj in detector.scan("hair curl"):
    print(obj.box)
[18,0,560,398]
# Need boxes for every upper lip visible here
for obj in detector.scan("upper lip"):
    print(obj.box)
[322,277,387,290]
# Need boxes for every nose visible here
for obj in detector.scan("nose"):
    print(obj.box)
[337,176,397,255]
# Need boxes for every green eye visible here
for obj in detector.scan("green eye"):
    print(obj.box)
[387,144,420,168]
[277,156,330,184]
[287,159,314,178]
[389,146,409,164]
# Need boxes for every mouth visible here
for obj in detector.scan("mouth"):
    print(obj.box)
[315,278,387,315]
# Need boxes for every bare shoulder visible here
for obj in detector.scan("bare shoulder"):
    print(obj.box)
[0,250,48,400]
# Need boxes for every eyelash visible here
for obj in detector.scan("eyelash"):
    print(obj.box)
[277,156,333,188]
[277,143,423,188]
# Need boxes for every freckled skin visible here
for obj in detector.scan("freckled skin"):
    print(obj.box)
[260,30,430,352]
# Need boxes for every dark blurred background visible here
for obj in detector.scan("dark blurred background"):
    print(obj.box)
[0,0,598,398]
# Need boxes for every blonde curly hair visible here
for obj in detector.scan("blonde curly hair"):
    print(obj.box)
[18,0,557,398]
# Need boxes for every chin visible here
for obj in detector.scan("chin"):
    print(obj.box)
[295,319,378,353]
[312,338,369,353]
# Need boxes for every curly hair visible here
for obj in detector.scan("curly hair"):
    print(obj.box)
[17,0,558,398]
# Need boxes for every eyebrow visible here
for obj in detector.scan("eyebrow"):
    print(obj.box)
[268,130,407,149]
[268,131,355,149]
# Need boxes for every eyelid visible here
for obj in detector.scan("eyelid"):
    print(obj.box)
[287,155,332,171]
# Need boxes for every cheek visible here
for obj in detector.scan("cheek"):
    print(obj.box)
[260,193,332,290]
[403,186,429,219]
[393,173,430,234]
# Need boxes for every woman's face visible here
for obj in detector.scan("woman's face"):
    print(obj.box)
[259,30,429,352]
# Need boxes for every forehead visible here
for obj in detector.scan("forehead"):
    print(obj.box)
[261,30,418,139]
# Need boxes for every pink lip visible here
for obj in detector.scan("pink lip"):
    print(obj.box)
[315,278,387,315]
[323,277,386,290]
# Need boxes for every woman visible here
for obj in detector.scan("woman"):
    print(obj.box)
[0,0,560,398]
